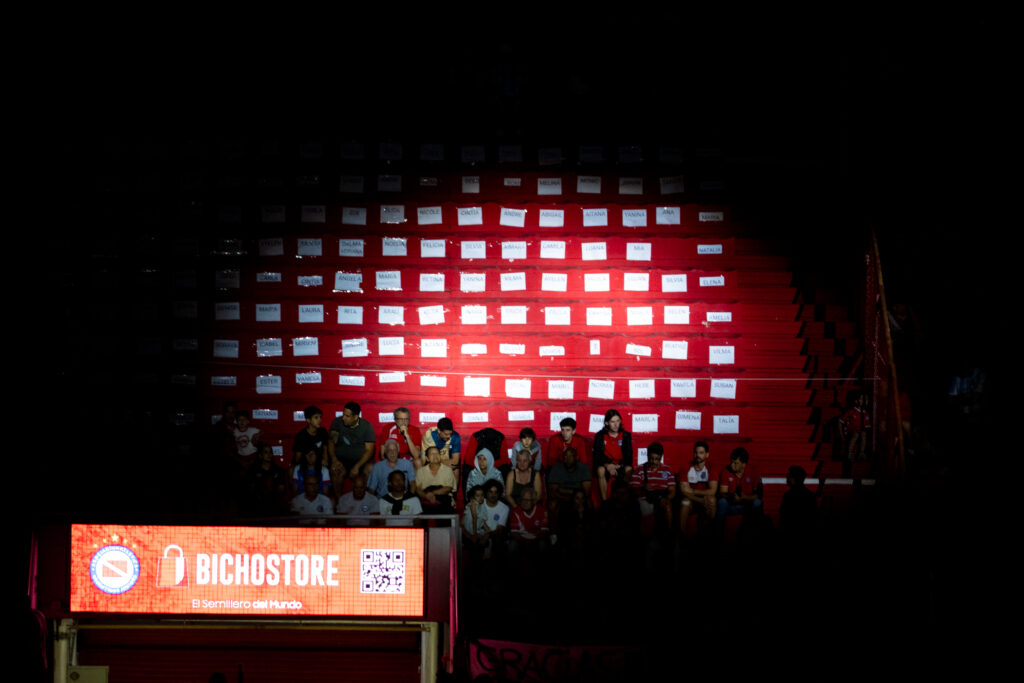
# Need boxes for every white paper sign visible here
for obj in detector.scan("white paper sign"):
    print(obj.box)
[461,343,487,355]
[420,273,444,292]
[378,372,405,384]
[710,379,737,399]
[542,273,568,291]
[698,244,724,255]
[297,304,323,323]
[549,412,576,432]
[657,206,682,225]
[256,375,282,394]
[659,176,684,194]
[378,305,405,325]
[588,379,615,399]
[709,346,735,365]
[539,346,565,357]
[500,343,526,355]
[664,305,690,325]
[587,307,612,326]
[341,338,369,358]
[627,307,653,326]
[341,207,367,226]
[663,340,688,360]
[461,305,488,325]
[213,339,238,358]
[259,238,284,256]
[627,242,652,261]
[421,375,447,387]
[538,209,564,227]
[619,177,643,195]
[338,306,363,324]
[626,343,652,357]
[662,274,687,292]
[500,207,526,227]
[699,211,724,222]
[464,376,490,397]
[296,372,321,384]
[460,272,486,293]
[622,209,648,228]
[378,337,404,356]
[632,414,658,433]
[504,177,522,186]
[418,206,443,225]
[499,145,523,162]
[629,379,655,399]
[578,176,602,194]
[581,242,607,261]
[339,239,364,258]
[714,415,739,434]
[257,338,283,357]
[700,276,725,287]
[215,302,240,321]
[461,176,480,194]
[676,411,702,430]
[540,241,566,259]
[584,273,610,292]
[420,239,446,258]
[545,307,570,325]
[298,275,323,288]
[505,379,532,398]
[174,301,197,319]
[292,336,319,357]
[256,272,281,283]
[334,272,362,293]
[418,305,445,325]
[297,238,322,256]
[461,241,486,259]
[215,270,240,289]
[462,145,485,162]
[302,205,325,223]
[256,303,281,322]
[671,378,697,398]
[211,376,237,386]
[509,410,534,421]
[420,339,447,358]
[382,237,407,256]
[380,205,405,224]
[579,145,603,162]
[590,340,600,354]
[420,143,443,161]
[458,207,483,226]
[262,205,285,223]
[501,306,528,325]
[377,175,401,192]
[537,178,562,196]
[623,273,649,291]
[376,271,401,291]
[579,414,599,433]
[500,272,526,291]
[463,412,488,423]
[339,176,364,193]
[501,241,527,260]
[338,375,366,386]
[377,412,394,424]
[548,380,574,400]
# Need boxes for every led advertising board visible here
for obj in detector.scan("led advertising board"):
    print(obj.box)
[70,525,425,617]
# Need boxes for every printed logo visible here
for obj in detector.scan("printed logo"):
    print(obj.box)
[90,545,141,595]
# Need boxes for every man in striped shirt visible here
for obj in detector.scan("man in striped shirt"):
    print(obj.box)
[630,442,676,531]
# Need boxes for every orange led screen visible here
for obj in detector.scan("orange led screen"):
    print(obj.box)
[69,525,425,617]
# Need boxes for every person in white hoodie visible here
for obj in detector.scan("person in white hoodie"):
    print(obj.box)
[465,448,503,495]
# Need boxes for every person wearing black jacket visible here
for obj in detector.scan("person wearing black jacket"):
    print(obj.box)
[593,409,633,500]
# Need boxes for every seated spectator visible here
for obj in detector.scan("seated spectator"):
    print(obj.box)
[512,427,542,471]
[232,410,261,467]
[416,446,457,514]
[593,409,633,501]
[367,438,417,498]
[556,488,594,561]
[466,448,503,494]
[291,446,332,500]
[329,401,375,480]
[505,449,543,510]
[422,417,461,469]
[509,488,550,554]
[679,441,717,535]
[291,474,334,518]
[716,447,763,536]
[545,417,589,468]
[379,471,423,518]
[779,465,817,541]
[335,473,380,520]
[463,484,508,560]
[376,407,422,467]
[546,446,592,524]
[629,442,676,533]
[242,443,289,516]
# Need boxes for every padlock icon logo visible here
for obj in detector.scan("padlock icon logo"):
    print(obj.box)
[157,544,188,588]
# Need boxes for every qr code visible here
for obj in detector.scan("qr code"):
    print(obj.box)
[360,549,406,594]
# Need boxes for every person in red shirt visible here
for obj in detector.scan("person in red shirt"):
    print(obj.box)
[629,442,676,532]
[376,407,423,467]
[544,417,588,468]
[594,409,634,501]
[509,488,550,554]
[715,447,763,536]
